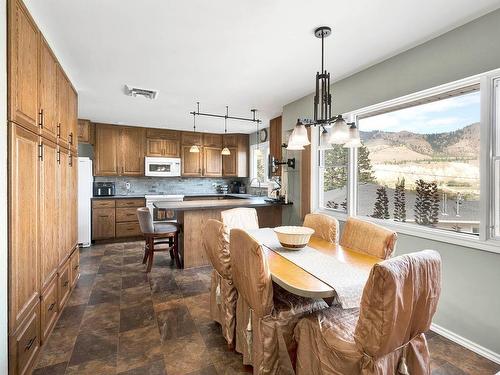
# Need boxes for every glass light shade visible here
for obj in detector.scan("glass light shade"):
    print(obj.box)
[343,124,361,148]
[189,145,200,153]
[292,123,310,146]
[328,117,350,144]
[221,147,231,155]
[286,128,305,150]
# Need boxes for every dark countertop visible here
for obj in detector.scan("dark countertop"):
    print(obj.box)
[91,193,257,200]
[153,197,291,211]
[92,195,146,200]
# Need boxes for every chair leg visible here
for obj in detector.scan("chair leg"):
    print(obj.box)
[173,232,182,269]
[146,238,155,273]
[142,242,149,264]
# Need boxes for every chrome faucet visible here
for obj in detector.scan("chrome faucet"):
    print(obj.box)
[249,178,262,196]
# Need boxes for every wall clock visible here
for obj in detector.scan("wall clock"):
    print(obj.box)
[259,128,268,142]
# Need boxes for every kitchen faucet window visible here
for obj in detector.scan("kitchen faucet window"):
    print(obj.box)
[250,141,270,187]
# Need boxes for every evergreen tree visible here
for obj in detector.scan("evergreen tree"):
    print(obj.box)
[414,179,440,226]
[372,186,389,219]
[429,181,440,225]
[394,178,406,222]
[358,145,375,184]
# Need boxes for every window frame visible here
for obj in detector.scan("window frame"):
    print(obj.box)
[249,141,270,187]
[312,69,500,254]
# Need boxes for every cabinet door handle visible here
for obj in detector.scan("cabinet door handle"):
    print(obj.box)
[39,109,44,129]
[63,281,69,287]
[57,123,61,138]
[48,302,55,311]
[38,143,44,161]
[24,336,37,352]
[57,149,61,164]
[73,264,79,271]
[98,215,109,218]
[69,132,73,145]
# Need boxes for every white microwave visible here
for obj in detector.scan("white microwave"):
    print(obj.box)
[145,157,181,177]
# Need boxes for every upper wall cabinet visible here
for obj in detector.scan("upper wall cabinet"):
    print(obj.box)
[94,124,145,176]
[39,37,58,143]
[8,0,40,132]
[68,86,78,152]
[222,134,249,177]
[146,128,180,158]
[56,66,70,149]
[78,119,94,144]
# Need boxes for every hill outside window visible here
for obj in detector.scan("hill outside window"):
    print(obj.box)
[315,70,500,253]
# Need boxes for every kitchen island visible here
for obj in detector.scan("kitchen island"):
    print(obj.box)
[154,197,290,268]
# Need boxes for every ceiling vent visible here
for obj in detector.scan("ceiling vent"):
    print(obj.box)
[124,85,159,100]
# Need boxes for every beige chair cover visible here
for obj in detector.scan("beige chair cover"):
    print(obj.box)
[303,213,339,243]
[230,229,327,375]
[340,217,397,259]
[294,249,442,375]
[202,219,238,346]
[221,207,259,230]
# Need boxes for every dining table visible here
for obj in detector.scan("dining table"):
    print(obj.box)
[246,227,382,308]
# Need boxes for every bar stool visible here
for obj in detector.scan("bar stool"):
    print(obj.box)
[136,207,181,272]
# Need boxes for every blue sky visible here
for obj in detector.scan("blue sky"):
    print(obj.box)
[359,91,480,134]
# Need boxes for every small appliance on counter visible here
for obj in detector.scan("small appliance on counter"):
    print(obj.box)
[216,184,229,194]
[229,180,246,194]
[93,182,115,197]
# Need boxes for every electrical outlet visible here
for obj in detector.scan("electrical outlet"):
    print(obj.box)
[125,182,131,190]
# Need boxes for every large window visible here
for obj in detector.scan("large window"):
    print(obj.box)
[316,72,500,250]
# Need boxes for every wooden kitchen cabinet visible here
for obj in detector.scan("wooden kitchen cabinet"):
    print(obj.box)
[39,37,58,143]
[269,116,282,176]
[40,139,59,291]
[146,128,180,140]
[223,134,238,147]
[8,0,40,133]
[120,126,145,175]
[181,145,203,176]
[94,124,120,176]
[203,147,223,176]
[40,277,58,344]
[222,148,238,176]
[56,66,70,149]
[57,147,71,265]
[69,152,78,250]
[182,131,203,146]
[78,118,94,144]
[146,138,180,157]
[8,124,40,333]
[203,133,223,147]
[92,207,116,240]
[70,249,80,288]
[222,134,249,177]
[57,259,71,310]
[9,302,40,375]
[68,86,78,152]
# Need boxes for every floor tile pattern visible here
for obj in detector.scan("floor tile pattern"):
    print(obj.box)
[33,241,500,375]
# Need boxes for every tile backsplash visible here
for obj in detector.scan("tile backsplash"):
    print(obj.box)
[94,176,250,195]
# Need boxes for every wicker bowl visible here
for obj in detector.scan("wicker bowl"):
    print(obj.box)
[273,226,315,250]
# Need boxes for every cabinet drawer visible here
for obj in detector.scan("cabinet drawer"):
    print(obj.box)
[70,249,80,288]
[92,207,116,240]
[58,260,71,310]
[40,277,58,344]
[92,199,115,208]
[116,222,142,238]
[116,207,139,223]
[10,302,40,375]
[115,199,145,208]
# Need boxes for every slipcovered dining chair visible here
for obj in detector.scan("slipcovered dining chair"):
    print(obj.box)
[221,207,259,230]
[294,249,442,375]
[230,229,328,375]
[136,207,181,272]
[303,213,339,244]
[340,217,397,259]
[202,219,238,347]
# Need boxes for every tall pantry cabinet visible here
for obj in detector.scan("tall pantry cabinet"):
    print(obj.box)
[7,0,80,374]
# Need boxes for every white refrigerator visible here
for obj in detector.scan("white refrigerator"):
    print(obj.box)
[78,157,93,247]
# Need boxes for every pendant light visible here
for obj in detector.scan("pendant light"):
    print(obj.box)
[328,115,350,144]
[221,106,231,155]
[313,26,332,126]
[255,113,262,155]
[189,102,200,153]
[286,119,310,150]
[343,123,362,148]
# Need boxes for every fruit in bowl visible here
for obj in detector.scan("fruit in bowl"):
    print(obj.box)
[273,226,315,250]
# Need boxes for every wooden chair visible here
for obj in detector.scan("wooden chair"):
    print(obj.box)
[303,213,339,244]
[221,207,259,230]
[136,207,181,272]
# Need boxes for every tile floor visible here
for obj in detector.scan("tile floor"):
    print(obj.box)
[33,241,500,375]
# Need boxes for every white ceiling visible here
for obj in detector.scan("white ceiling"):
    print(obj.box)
[25,0,500,134]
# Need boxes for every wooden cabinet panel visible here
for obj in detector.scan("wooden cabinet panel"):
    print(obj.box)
[68,86,78,152]
[269,116,282,176]
[40,139,59,291]
[120,127,145,176]
[146,138,165,157]
[146,128,179,140]
[57,148,69,265]
[222,148,237,176]
[116,222,142,238]
[164,139,180,157]
[237,134,249,177]
[56,66,69,149]
[69,152,78,250]
[116,207,139,222]
[39,37,58,142]
[115,199,145,208]
[70,250,80,288]
[9,302,40,375]
[203,147,222,177]
[57,260,71,309]
[40,277,58,344]
[9,124,40,332]
[182,131,202,146]
[8,0,39,132]
[78,119,93,144]
[92,199,115,209]
[203,133,222,147]
[222,134,238,147]
[92,208,116,240]
[181,145,203,176]
[94,124,120,176]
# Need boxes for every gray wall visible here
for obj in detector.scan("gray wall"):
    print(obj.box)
[0,0,8,370]
[282,9,500,354]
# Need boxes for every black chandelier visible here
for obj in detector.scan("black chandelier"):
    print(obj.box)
[287,26,361,150]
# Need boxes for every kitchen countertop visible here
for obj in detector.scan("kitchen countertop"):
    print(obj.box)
[91,193,260,200]
[92,195,146,199]
[153,197,291,211]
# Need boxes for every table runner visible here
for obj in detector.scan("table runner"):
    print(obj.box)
[247,228,372,308]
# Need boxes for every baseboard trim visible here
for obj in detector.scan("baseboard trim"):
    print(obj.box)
[430,323,500,365]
